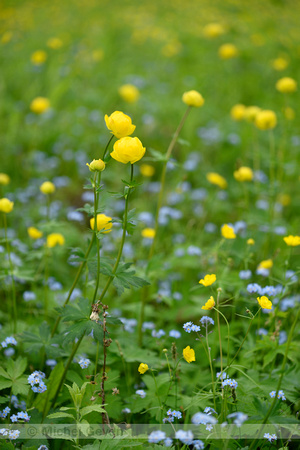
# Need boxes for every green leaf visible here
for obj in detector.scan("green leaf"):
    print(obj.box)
[6,356,27,379]
[12,375,29,396]
[0,377,13,390]
[47,411,75,420]
[80,404,105,418]
[148,148,168,162]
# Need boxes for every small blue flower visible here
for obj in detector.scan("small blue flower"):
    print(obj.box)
[183,322,193,333]
[10,414,18,423]
[204,407,217,415]
[247,283,262,294]
[192,440,205,449]
[264,432,277,443]
[175,429,194,445]
[164,437,173,447]
[148,430,166,443]
[122,408,131,414]
[136,390,146,398]
[227,412,248,427]
[78,358,91,369]
[8,430,20,440]
[239,270,252,280]
[200,316,214,326]
[169,330,181,338]
[222,378,238,389]
[269,390,286,401]
[151,329,165,338]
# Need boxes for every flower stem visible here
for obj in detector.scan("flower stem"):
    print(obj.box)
[3,214,17,334]
[206,325,217,411]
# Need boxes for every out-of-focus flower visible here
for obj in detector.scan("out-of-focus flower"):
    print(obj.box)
[234,166,253,182]
[247,238,255,245]
[218,43,238,59]
[258,259,273,270]
[244,106,261,123]
[183,346,195,363]
[255,110,277,130]
[90,214,112,233]
[276,77,297,93]
[221,224,236,239]
[283,235,300,246]
[31,50,47,65]
[140,164,155,177]
[118,84,140,103]
[136,389,146,398]
[272,57,288,71]
[40,181,55,195]
[182,90,204,107]
[141,228,155,239]
[0,173,10,185]
[47,37,63,49]
[199,274,216,287]
[202,296,215,310]
[104,111,136,138]
[138,363,149,374]
[27,227,43,239]
[79,358,90,369]
[46,233,65,248]
[111,137,146,164]
[0,198,14,213]
[230,104,246,121]
[30,97,50,114]
[257,296,272,310]
[284,106,295,120]
[86,159,105,172]
[203,23,225,38]
[206,172,227,189]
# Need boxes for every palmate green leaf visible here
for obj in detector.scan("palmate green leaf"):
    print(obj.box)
[21,323,64,358]
[12,375,29,396]
[62,297,91,322]
[6,356,27,380]
[80,404,106,418]
[113,262,150,295]
[0,378,13,390]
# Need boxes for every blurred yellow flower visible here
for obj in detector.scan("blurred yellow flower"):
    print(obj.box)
[47,37,63,49]
[199,274,216,287]
[161,40,182,57]
[47,233,65,248]
[202,296,215,310]
[138,363,149,374]
[0,198,14,213]
[118,84,140,103]
[86,159,105,172]
[221,224,236,239]
[258,259,273,269]
[272,57,289,71]
[140,164,155,177]
[182,90,204,107]
[230,104,246,121]
[206,172,227,189]
[203,23,225,39]
[27,227,43,239]
[31,50,47,65]
[276,77,297,93]
[284,107,295,120]
[257,296,272,310]
[111,137,146,164]
[255,110,277,130]
[90,214,112,233]
[142,228,155,239]
[104,111,136,139]
[30,97,50,114]
[40,181,55,195]
[247,238,255,245]
[283,235,300,246]
[1,31,12,44]
[183,346,195,363]
[234,166,253,182]
[92,49,104,61]
[218,43,238,60]
[244,106,261,123]
[0,173,10,185]
[277,193,291,206]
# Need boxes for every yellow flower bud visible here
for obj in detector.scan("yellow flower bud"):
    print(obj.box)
[276,77,297,93]
[30,97,50,114]
[86,159,105,172]
[202,296,215,310]
[47,37,63,49]
[255,110,277,130]
[257,296,272,310]
[247,238,255,245]
[221,224,236,239]
[140,164,155,177]
[138,363,149,374]
[0,173,10,185]
[27,227,43,239]
[199,274,216,287]
[243,106,261,123]
[203,23,225,39]
[230,104,246,121]
[118,84,140,103]
[46,233,65,248]
[206,172,227,189]
[218,43,238,60]
[104,111,136,139]
[141,228,155,239]
[283,235,300,246]
[234,166,253,182]
[258,259,273,269]
[183,346,196,363]
[182,90,204,107]
[272,57,288,71]
[31,50,47,65]
[111,137,146,164]
[0,198,14,213]
[40,181,55,195]
[90,213,112,233]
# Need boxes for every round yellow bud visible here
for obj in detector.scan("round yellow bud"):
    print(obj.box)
[140,164,155,177]
[247,238,255,246]
[31,50,47,65]
[182,90,204,107]
[234,166,253,182]
[30,97,50,114]
[118,84,140,103]
[47,38,63,49]
[218,43,238,60]
[0,173,10,185]
[0,198,14,213]
[28,227,43,239]
[86,159,105,172]
[90,213,112,233]
[272,57,288,71]
[230,104,246,121]
[276,77,297,93]
[206,172,227,189]
[255,110,277,130]
[104,111,136,139]
[243,106,261,123]
[203,23,225,39]
[40,181,55,195]
[111,137,146,164]
[47,233,65,248]
[141,228,155,239]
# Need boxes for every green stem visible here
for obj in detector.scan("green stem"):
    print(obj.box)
[206,325,217,411]
[92,172,101,302]
[150,369,163,422]
[3,214,17,334]
[213,306,230,367]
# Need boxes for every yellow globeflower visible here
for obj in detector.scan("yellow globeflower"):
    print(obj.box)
[258,259,273,269]
[247,238,255,245]
[47,37,63,49]
[183,346,196,363]
[243,106,261,123]
[0,198,14,213]
[203,23,225,39]
[138,363,149,374]
[142,228,155,239]
[111,137,146,164]
[221,224,236,239]
[218,43,238,60]
[230,104,246,121]
[276,77,297,93]
[140,164,155,177]
[202,296,215,310]
[257,296,272,310]
[206,172,227,189]
[182,90,204,107]
[283,235,300,247]
[46,233,65,248]
[31,50,47,65]
[40,181,55,195]
[0,173,10,185]
[90,213,112,233]
[104,111,136,139]
[272,57,288,71]
[28,227,43,239]
[86,159,105,172]
[199,274,216,287]
[255,110,277,130]
[234,166,253,182]
[30,97,50,114]
[118,84,140,103]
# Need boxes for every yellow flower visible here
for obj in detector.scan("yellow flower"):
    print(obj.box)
[234,166,253,182]
[247,238,255,245]
[203,23,225,39]
[257,296,272,310]
[104,111,136,139]
[31,50,47,65]
[1,31,13,44]
[202,296,215,310]
[86,159,105,172]
[283,235,300,247]
[183,346,196,363]
[243,106,261,123]
[277,194,291,206]
[111,137,146,164]
[118,84,140,103]
[27,227,43,239]
[276,77,297,93]
[258,259,273,269]
[221,224,236,239]
[40,181,55,195]
[47,37,63,49]
[0,173,10,185]
[230,104,246,121]
[47,233,65,248]
[272,57,288,71]
[142,228,155,239]
[218,43,238,60]
[255,110,277,130]
[0,198,14,213]
[92,49,104,61]
[140,164,155,177]
[206,172,227,189]
[182,90,204,108]
[199,274,216,287]
[138,363,149,374]
[90,213,112,233]
[284,107,295,121]
[30,97,50,114]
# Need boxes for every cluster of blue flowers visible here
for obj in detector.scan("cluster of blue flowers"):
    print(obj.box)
[11,395,26,410]
[1,336,17,348]
[136,389,146,398]
[200,316,215,326]
[264,432,277,443]
[227,412,248,427]
[78,358,90,369]
[163,409,182,423]
[222,378,238,389]
[169,330,181,338]
[247,283,282,296]
[0,406,10,418]
[148,430,173,446]
[216,371,228,380]
[183,322,200,333]
[0,429,20,440]
[269,390,286,400]
[151,329,165,338]
[10,411,30,422]
[28,371,47,393]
